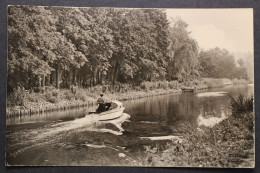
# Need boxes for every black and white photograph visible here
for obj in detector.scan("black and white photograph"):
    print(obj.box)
[6,6,254,167]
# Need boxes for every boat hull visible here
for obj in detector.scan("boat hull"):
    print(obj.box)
[86,100,125,121]
[98,107,125,121]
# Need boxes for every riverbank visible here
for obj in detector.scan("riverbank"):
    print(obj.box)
[141,94,254,167]
[6,78,249,117]
[6,87,181,117]
[201,78,248,88]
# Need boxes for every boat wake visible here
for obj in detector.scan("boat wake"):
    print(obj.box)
[35,113,130,139]
[80,113,130,135]
[7,113,131,158]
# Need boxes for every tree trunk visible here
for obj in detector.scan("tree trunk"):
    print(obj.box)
[97,69,100,85]
[112,60,118,86]
[72,68,78,85]
[93,68,98,86]
[42,75,46,87]
[50,72,54,85]
[67,70,72,88]
[29,72,32,89]
[82,72,87,88]
[46,74,50,86]
[89,77,92,87]
[79,75,82,87]
[38,77,42,87]
[56,64,61,88]
[100,72,103,85]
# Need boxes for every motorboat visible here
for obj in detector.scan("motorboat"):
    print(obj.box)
[181,87,197,93]
[87,100,125,121]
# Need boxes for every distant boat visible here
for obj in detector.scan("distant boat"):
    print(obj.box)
[87,100,125,121]
[181,87,197,93]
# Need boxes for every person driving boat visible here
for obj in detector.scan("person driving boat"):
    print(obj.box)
[96,93,111,113]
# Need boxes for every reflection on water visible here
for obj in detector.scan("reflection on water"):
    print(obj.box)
[140,135,183,141]
[6,84,254,166]
[196,91,227,97]
[6,106,95,125]
[123,91,227,129]
[197,109,227,128]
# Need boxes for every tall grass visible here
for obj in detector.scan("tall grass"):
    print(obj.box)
[230,94,254,132]
[140,81,178,90]
[230,94,254,117]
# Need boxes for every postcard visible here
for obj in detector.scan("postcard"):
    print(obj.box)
[6,6,254,167]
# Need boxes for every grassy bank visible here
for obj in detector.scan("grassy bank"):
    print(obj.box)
[6,81,181,117]
[178,78,248,90]
[6,78,249,117]
[200,78,248,89]
[142,94,254,167]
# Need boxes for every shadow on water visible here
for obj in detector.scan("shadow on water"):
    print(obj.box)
[6,84,254,166]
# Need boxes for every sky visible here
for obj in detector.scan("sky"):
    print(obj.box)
[166,9,253,53]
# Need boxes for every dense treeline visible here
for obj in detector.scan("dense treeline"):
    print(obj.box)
[8,6,249,93]
[199,48,248,79]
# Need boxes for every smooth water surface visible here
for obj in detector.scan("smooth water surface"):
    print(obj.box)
[6,84,253,166]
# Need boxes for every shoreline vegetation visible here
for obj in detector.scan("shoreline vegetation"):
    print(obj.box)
[141,94,254,167]
[6,78,249,117]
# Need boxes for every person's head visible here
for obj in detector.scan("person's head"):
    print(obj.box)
[100,93,104,97]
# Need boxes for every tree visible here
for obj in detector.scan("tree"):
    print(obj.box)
[107,9,170,85]
[198,47,247,79]
[166,18,199,82]
[8,6,54,90]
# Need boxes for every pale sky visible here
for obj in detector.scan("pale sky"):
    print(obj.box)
[166,9,253,53]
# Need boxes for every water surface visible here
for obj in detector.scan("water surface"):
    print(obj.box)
[6,84,253,166]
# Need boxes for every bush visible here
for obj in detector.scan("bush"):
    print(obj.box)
[63,90,74,101]
[74,88,91,102]
[44,88,60,103]
[75,93,88,102]
[45,92,59,103]
[230,94,254,116]
[27,92,40,102]
[7,87,27,107]
[158,81,169,89]
[140,82,152,90]
[52,90,59,97]
[47,96,58,103]
[168,80,178,89]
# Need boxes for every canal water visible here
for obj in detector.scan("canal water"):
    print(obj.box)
[6,84,254,166]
